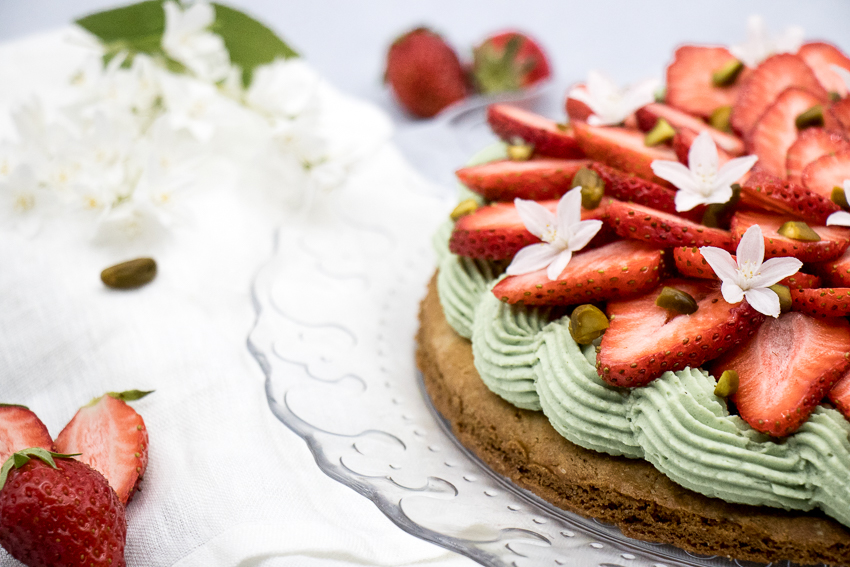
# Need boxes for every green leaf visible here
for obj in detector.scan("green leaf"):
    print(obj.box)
[211,3,298,86]
[76,0,167,60]
[107,389,155,402]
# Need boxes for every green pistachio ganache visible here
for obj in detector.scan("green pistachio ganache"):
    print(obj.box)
[432,145,850,528]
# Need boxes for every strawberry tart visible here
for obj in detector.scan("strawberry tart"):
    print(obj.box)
[417,26,850,567]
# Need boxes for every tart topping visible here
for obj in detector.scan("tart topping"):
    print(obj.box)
[568,304,609,344]
[566,70,659,127]
[643,118,676,147]
[713,369,739,398]
[450,199,479,220]
[655,286,698,315]
[777,220,821,242]
[570,167,605,209]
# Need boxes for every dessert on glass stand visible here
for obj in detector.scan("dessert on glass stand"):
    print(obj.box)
[417,17,850,566]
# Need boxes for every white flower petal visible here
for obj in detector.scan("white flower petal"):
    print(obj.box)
[547,249,573,281]
[827,210,850,227]
[621,78,660,115]
[514,198,556,240]
[700,246,740,282]
[674,190,711,212]
[721,280,745,305]
[832,65,850,92]
[567,220,603,252]
[714,154,759,189]
[557,186,583,230]
[506,243,560,276]
[744,287,781,318]
[651,160,697,193]
[736,224,765,267]
[748,256,803,289]
[688,131,719,180]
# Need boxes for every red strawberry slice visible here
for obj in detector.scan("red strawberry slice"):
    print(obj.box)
[0,405,53,464]
[714,312,850,436]
[738,171,841,225]
[814,247,850,287]
[565,83,593,122]
[598,279,764,387]
[456,158,593,201]
[802,149,850,201]
[636,102,745,156]
[54,391,151,505]
[572,121,678,187]
[588,162,682,215]
[606,200,735,250]
[730,209,850,262]
[797,41,850,97]
[665,45,746,119]
[673,246,821,289]
[731,54,828,137]
[487,104,584,158]
[672,126,734,168]
[791,287,850,318]
[491,239,664,306]
[825,98,850,135]
[829,372,850,421]
[786,128,850,185]
[749,87,825,178]
[449,199,611,260]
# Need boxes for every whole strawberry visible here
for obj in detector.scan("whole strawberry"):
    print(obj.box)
[0,448,126,567]
[472,31,550,94]
[384,27,468,118]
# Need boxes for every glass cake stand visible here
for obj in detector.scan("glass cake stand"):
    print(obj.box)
[247,101,809,567]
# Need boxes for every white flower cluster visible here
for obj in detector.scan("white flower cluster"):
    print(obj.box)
[0,0,350,244]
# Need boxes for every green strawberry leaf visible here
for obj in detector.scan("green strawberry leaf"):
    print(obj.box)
[74,0,298,86]
[0,449,81,491]
[107,389,155,402]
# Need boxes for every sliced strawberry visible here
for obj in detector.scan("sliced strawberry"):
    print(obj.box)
[825,98,850,135]
[665,45,745,118]
[572,121,678,187]
[636,102,745,156]
[0,405,53,464]
[814,247,850,287]
[802,150,850,201]
[714,312,850,436]
[491,239,664,306]
[791,287,850,318]
[672,126,733,168]
[588,162,681,215]
[730,209,850,262]
[54,391,150,505]
[598,279,764,387]
[749,87,824,178]
[565,83,593,122]
[731,54,828,137]
[456,158,593,201]
[449,199,611,260]
[738,170,841,225]
[797,41,850,97]
[828,372,850,421]
[786,128,850,185]
[673,246,821,289]
[605,200,734,250]
[487,104,584,158]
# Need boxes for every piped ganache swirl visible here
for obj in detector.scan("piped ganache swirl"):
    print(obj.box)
[434,252,850,527]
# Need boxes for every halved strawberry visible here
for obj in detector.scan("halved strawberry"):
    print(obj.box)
[786,128,850,185]
[825,98,850,135]
[449,199,611,260]
[665,45,745,118]
[731,54,828,137]
[828,372,850,421]
[797,41,850,97]
[491,239,664,306]
[636,102,745,155]
[714,312,850,436]
[456,158,593,201]
[54,391,151,505]
[814,247,850,287]
[598,279,764,387]
[672,126,733,168]
[730,209,850,262]
[791,287,850,318]
[738,171,841,225]
[673,246,821,289]
[749,87,824,178]
[802,150,850,201]
[572,121,678,187]
[0,405,53,464]
[605,200,734,250]
[565,83,593,122]
[487,104,584,158]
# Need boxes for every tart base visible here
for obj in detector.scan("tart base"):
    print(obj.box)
[416,273,850,566]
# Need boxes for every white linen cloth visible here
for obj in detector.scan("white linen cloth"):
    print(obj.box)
[0,29,475,567]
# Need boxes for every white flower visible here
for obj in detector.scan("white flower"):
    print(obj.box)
[159,73,228,141]
[651,131,758,212]
[505,187,603,281]
[246,59,320,120]
[826,180,850,227]
[567,71,659,126]
[161,0,230,82]
[700,224,802,318]
[0,165,54,235]
[730,15,804,68]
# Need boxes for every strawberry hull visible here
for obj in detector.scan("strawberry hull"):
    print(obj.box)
[598,280,765,387]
